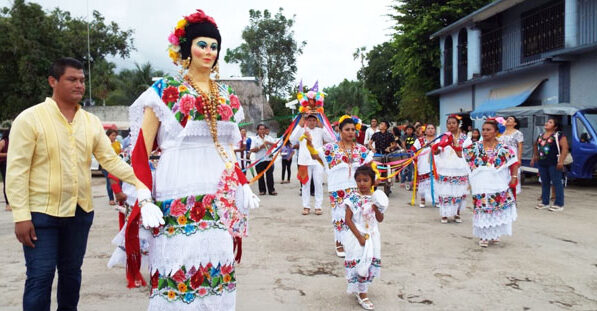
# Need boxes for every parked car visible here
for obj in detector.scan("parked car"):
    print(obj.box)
[497,105,597,179]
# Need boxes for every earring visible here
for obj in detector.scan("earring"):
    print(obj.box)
[179,57,191,75]
[211,63,220,80]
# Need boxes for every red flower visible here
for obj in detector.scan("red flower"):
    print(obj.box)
[185,10,217,26]
[172,269,186,283]
[202,194,215,207]
[337,190,345,198]
[152,227,160,235]
[179,94,195,115]
[190,201,206,222]
[217,104,234,121]
[221,264,233,275]
[151,271,159,290]
[229,94,241,110]
[162,86,179,103]
[324,150,330,156]
[195,97,205,115]
[174,28,185,38]
[190,270,204,289]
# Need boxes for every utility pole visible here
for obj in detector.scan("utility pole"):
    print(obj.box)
[86,0,93,106]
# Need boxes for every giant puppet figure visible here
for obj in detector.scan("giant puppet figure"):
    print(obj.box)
[290,82,336,216]
[123,10,259,311]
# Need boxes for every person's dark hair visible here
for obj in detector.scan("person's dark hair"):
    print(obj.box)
[405,125,415,132]
[392,126,401,137]
[547,116,561,131]
[49,57,84,80]
[1,127,10,141]
[106,129,118,136]
[483,119,499,132]
[256,123,266,130]
[447,115,460,124]
[339,117,355,130]
[180,22,222,68]
[306,114,318,120]
[380,121,390,128]
[507,115,520,130]
[472,128,481,141]
[354,165,376,182]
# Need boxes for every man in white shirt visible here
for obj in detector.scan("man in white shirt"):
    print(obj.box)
[364,118,379,149]
[250,124,277,195]
[290,114,335,215]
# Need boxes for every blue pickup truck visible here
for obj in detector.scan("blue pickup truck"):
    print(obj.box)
[497,105,597,179]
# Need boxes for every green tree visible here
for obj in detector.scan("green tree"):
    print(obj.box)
[358,42,401,120]
[224,8,306,99]
[323,79,378,122]
[391,0,491,123]
[106,63,163,106]
[0,0,134,119]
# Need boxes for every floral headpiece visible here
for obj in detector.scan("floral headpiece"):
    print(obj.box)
[487,117,506,136]
[448,114,463,125]
[338,114,362,132]
[168,10,218,65]
[297,80,325,114]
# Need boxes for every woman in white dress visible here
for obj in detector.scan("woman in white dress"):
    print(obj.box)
[434,115,472,223]
[411,124,438,208]
[498,116,524,194]
[124,10,258,310]
[464,119,519,247]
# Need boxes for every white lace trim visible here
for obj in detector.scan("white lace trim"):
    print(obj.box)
[473,204,517,229]
[473,222,513,240]
[148,290,235,311]
[439,203,464,217]
[147,227,234,275]
[435,181,469,197]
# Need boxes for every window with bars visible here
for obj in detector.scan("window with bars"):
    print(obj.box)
[444,36,453,86]
[521,0,564,61]
[457,29,468,83]
[481,27,502,75]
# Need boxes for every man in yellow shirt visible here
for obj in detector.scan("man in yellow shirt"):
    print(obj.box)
[6,57,164,310]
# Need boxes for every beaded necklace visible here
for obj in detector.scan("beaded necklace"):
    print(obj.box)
[184,75,233,169]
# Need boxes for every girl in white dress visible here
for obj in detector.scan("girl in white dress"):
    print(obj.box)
[343,165,388,310]
[498,116,524,194]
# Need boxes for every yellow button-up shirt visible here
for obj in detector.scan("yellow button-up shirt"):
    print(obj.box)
[7,98,143,222]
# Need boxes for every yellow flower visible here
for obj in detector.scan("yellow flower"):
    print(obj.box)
[169,49,180,62]
[167,226,176,235]
[297,93,303,100]
[176,19,187,30]
[223,274,231,283]
[177,215,187,225]
[167,290,176,300]
[179,85,188,92]
[177,282,187,293]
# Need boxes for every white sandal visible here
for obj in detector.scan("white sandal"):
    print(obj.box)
[356,294,375,310]
[335,245,345,258]
[479,239,489,248]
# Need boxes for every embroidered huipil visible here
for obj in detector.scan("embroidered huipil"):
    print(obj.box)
[435,133,472,217]
[464,142,518,240]
[128,75,246,311]
[318,143,372,242]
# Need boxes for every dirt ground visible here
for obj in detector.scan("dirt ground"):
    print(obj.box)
[1,173,596,311]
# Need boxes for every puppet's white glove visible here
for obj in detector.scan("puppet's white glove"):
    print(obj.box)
[138,188,165,229]
[243,184,260,210]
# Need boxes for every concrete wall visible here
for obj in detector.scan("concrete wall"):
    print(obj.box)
[83,106,129,122]
[439,89,473,131]
[570,50,597,107]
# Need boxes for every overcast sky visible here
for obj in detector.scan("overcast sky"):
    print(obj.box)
[6,0,395,88]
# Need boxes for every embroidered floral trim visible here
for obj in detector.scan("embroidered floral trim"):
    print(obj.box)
[417,173,431,183]
[472,189,515,215]
[345,258,381,269]
[154,195,225,237]
[536,132,558,160]
[345,258,381,284]
[333,219,347,232]
[323,143,369,170]
[150,264,236,303]
[437,175,468,185]
[329,188,354,207]
[154,76,240,127]
[437,195,467,206]
[464,142,515,171]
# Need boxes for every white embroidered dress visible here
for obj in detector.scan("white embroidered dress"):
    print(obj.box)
[412,137,436,203]
[435,133,472,217]
[128,75,248,311]
[342,191,388,294]
[318,143,372,243]
[464,142,518,240]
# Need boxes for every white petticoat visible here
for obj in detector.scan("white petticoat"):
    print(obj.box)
[472,204,517,240]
